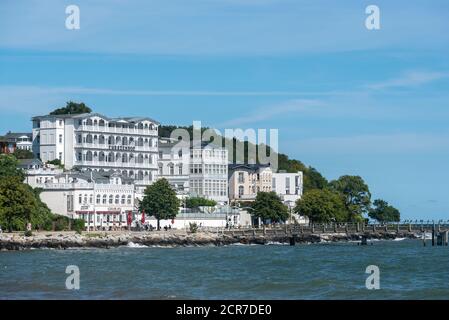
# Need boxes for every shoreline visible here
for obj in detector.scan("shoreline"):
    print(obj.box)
[0,230,419,251]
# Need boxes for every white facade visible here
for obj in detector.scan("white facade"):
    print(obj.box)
[36,172,136,231]
[158,138,190,195]
[146,212,240,230]
[32,113,159,191]
[189,143,229,204]
[272,171,303,207]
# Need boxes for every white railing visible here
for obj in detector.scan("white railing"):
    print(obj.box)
[79,125,158,136]
[74,160,157,169]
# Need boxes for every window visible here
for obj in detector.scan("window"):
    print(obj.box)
[127,195,132,205]
[286,177,290,194]
[115,195,119,204]
[96,194,101,204]
[59,134,62,143]
[109,195,113,204]
[59,152,62,160]
[121,195,126,205]
[89,194,93,204]
[169,164,174,175]
[78,195,82,204]
[238,185,244,197]
[102,194,107,204]
[238,172,244,183]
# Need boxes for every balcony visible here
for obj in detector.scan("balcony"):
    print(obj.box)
[74,142,157,153]
[78,125,158,136]
[74,160,157,169]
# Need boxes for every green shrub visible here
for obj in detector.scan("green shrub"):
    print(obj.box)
[189,222,198,233]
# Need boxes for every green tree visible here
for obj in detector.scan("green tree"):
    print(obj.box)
[304,167,329,192]
[0,177,40,232]
[0,154,25,181]
[329,175,371,222]
[252,191,289,224]
[185,197,217,209]
[139,178,180,230]
[49,101,92,115]
[294,189,348,223]
[368,199,400,223]
[13,149,34,160]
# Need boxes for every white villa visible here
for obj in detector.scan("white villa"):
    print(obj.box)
[31,113,159,192]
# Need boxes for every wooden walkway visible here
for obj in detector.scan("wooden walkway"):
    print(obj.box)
[222,223,449,237]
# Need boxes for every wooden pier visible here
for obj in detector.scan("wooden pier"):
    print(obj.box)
[221,222,449,246]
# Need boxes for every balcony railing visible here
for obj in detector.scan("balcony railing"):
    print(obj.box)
[74,160,157,169]
[78,125,158,136]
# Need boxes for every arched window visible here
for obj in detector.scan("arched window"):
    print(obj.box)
[109,195,113,204]
[127,195,132,205]
[99,119,105,127]
[138,154,144,164]
[116,136,121,144]
[89,194,93,204]
[108,136,113,144]
[86,118,93,126]
[121,195,126,205]
[137,137,144,147]
[86,134,93,143]
[115,195,120,204]
[102,194,107,204]
[138,170,144,180]
[84,194,88,204]
[138,123,144,130]
[122,153,128,163]
[178,164,183,175]
[169,164,174,175]
[116,153,121,162]
[122,137,128,146]
[94,119,98,126]
[99,152,105,162]
[144,123,148,129]
[86,151,93,161]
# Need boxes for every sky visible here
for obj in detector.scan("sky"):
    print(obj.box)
[1,0,449,220]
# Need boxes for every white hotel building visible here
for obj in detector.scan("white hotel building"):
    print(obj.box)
[32,113,159,191]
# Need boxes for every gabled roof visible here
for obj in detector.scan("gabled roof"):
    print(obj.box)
[18,158,43,167]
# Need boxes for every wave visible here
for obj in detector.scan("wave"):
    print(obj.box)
[126,242,148,248]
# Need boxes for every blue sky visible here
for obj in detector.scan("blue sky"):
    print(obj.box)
[1,0,449,220]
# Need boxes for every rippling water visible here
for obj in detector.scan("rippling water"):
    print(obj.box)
[1,239,448,299]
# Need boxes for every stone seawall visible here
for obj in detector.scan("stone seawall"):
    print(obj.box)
[0,230,418,251]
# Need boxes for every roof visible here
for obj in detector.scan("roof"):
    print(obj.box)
[18,158,43,167]
[3,132,32,141]
[32,112,160,125]
[61,169,135,183]
[228,163,271,172]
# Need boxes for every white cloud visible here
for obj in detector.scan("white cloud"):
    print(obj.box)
[365,70,449,90]
[218,99,323,127]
